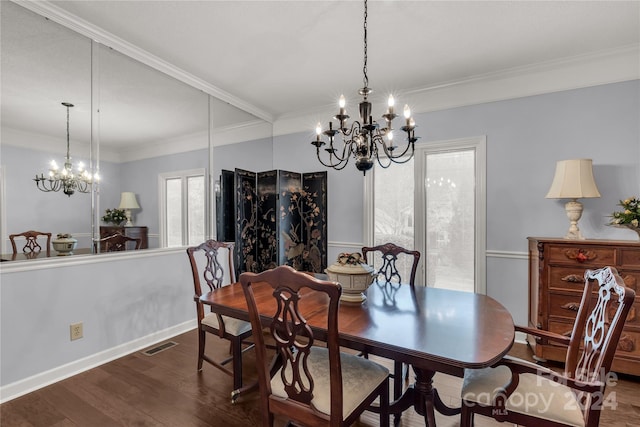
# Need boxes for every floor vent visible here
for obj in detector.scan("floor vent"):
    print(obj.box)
[142,341,178,356]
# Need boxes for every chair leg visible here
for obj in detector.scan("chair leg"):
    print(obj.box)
[460,402,474,427]
[231,337,243,391]
[197,328,206,371]
[393,360,404,399]
[380,378,390,427]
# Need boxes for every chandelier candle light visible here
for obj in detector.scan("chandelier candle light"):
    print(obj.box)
[312,0,418,175]
[34,102,97,196]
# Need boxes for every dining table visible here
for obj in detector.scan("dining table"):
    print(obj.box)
[200,277,515,427]
[0,247,92,262]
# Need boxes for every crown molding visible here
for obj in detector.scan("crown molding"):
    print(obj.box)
[273,44,639,137]
[1,126,121,163]
[12,0,274,124]
[120,119,272,162]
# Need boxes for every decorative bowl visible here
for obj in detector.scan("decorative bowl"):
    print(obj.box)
[52,234,77,256]
[325,253,376,303]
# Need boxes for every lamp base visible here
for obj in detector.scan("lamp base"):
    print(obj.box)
[563,199,585,240]
[124,209,134,227]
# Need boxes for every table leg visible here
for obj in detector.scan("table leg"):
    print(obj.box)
[388,367,461,427]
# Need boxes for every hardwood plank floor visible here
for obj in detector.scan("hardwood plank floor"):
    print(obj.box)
[2,329,639,426]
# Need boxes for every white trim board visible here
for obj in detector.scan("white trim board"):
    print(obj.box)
[0,320,196,404]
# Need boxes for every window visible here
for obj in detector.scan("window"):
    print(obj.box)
[159,169,206,247]
[367,136,486,293]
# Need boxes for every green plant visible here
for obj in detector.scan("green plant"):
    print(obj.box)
[102,208,127,225]
[610,197,640,227]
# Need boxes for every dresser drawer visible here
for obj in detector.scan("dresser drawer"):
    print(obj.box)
[548,320,640,359]
[620,248,640,268]
[618,269,640,292]
[546,245,615,265]
[548,292,639,328]
[548,266,592,291]
[547,292,589,320]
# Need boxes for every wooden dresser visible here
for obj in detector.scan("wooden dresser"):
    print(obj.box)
[100,226,148,250]
[527,237,640,376]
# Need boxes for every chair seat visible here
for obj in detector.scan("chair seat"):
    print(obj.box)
[271,346,389,419]
[462,363,585,427]
[202,312,251,336]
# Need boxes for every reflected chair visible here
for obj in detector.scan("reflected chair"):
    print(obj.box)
[362,242,421,400]
[96,233,142,252]
[240,265,390,427]
[461,266,636,427]
[186,240,254,403]
[9,230,51,255]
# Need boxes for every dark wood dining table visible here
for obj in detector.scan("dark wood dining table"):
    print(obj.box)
[200,278,515,426]
[0,247,92,262]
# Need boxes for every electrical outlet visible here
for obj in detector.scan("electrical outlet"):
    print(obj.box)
[70,322,83,341]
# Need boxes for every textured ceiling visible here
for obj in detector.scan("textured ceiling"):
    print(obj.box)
[2,0,639,155]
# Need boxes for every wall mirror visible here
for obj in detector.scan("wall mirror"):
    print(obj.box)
[0,1,273,258]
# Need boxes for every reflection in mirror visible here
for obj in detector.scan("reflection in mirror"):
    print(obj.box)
[0,1,92,255]
[209,97,274,242]
[0,1,275,258]
[95,44,209,250]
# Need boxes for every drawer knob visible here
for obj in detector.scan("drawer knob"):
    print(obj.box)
[561,274,584,283]
[564,248,597,263]
[561,302,580,311]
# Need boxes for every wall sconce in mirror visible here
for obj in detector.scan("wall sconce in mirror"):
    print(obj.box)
[33,102,98,196]
[546,158,601,240]
[118,192,140,227]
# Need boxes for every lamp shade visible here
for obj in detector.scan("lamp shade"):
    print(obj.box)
[545,159,601,199]
[118,192,140,209]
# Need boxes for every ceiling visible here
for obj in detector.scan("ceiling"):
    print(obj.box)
[2,0,639,156]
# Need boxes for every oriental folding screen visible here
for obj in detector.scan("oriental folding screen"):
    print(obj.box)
[216,169,327,276]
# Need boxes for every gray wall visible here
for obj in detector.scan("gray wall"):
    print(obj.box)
[273,80,640,324]
[1,80,638,400]
[0,250,193,391]
[117,148,210,247]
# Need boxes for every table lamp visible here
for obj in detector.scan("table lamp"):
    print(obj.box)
[545,159,600,240]
[118,192,140,227]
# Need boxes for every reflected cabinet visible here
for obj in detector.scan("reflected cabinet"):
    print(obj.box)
[100,226,148,251]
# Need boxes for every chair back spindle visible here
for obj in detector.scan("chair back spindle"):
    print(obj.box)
[9,230,51,254]
[362,242,420,286]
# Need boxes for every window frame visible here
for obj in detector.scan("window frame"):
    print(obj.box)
[364,135,486,293]
[158,168,208,247]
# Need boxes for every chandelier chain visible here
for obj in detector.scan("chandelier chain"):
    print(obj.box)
[66,104,71,160]
[362,0,368,90]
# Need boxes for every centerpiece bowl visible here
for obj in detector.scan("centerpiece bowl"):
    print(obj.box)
[325,252,376,303]
[52,233,77,256]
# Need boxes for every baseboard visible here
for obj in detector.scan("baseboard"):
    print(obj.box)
[515,331,527,345]
[0,320,197,404]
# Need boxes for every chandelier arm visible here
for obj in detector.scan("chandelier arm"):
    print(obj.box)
[315,147,351,170]
[326,136,354,163]
[385,140,416,161]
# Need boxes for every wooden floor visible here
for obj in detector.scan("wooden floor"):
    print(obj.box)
[2,329,639,426]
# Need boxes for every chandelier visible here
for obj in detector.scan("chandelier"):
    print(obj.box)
[34,102,96,196]
[312,0,418,175]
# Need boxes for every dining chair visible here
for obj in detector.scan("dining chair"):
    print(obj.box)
[9,230,51,255]
[240,265,390,427]
[96,233,142,251]
[186,240,254,403]
[460,266,636,427]
[362,242,421,400]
